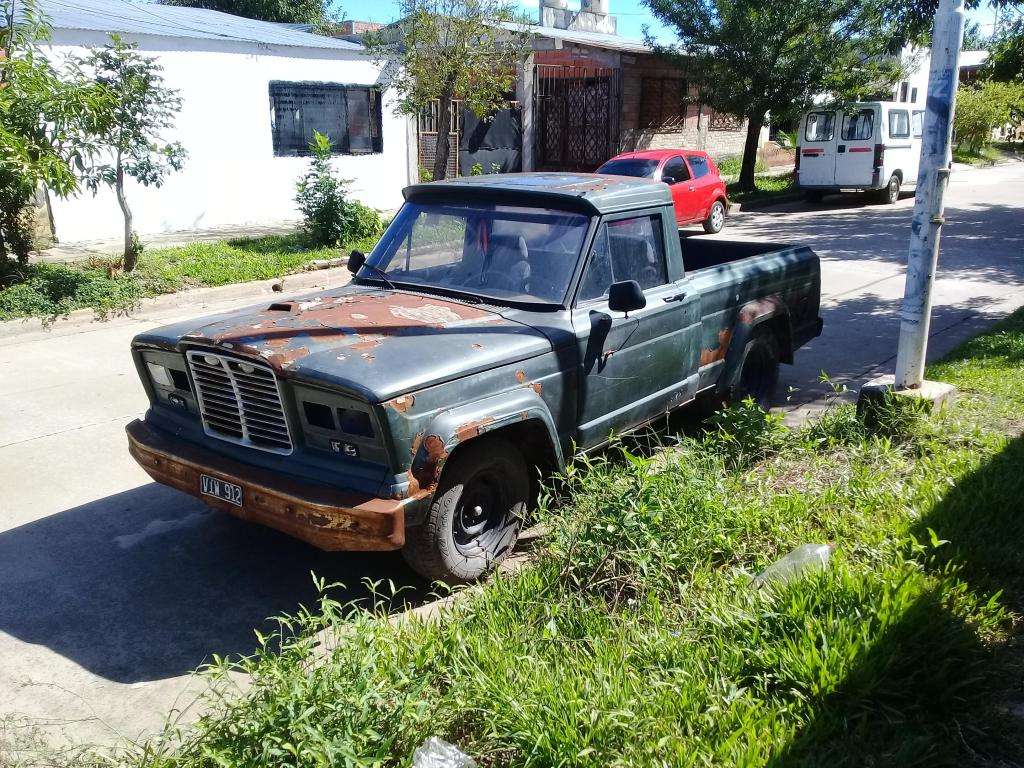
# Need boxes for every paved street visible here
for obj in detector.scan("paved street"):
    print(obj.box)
[1,161,1022,746]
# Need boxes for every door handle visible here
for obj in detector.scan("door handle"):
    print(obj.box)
[663,292,687,303]
[838,145,846,153]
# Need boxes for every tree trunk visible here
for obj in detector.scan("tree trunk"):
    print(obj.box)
[115,161,136,272]
[433,89,455,181]
[739,112,766,192]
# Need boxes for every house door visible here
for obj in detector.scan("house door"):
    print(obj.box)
[533,64,621,172]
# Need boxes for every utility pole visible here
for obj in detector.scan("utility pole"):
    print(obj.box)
[893,0,966,389]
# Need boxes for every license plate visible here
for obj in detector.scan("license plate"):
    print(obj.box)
[200,474,243,506]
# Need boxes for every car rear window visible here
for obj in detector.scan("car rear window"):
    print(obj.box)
[841,109,875,141]
[687,155,711,179]
[804,111,835,142]
[596,158,659,178]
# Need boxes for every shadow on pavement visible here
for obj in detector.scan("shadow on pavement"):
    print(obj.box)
[0,482,429,684]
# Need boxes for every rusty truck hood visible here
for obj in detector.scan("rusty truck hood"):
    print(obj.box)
[146,287,553,402]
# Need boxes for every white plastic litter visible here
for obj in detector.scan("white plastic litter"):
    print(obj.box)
[752,544,834,589]
[411,737,478,768]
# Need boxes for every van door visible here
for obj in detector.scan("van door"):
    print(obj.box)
[836,106,877,187]
[886,107,916,187]
[798,110,838,187]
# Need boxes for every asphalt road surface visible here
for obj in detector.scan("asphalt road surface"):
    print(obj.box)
[1,161,1022,746]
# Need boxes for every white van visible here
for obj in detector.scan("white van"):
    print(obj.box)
[796,101,924,204]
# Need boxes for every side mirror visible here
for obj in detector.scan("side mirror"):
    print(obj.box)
[661,174,675,185]
[347,250,366,274]
[608,280,646,315]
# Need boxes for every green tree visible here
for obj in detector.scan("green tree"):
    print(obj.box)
[954,79,1024,151]
[987,16,1024,82]
[0,0,110,264]
[160,0,337,29]
[72,36,186,272]
[644,0,903,191]
[365,0,528,181]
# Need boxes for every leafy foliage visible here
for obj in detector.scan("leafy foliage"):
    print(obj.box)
[0,260,144,320]
[643,0,904,190]
[0,0,111,263]
[986,16,1024,84]
[294,131,386,248]
[954,79,1024,152]
[160,0,338,29]
[71,36,187,272]
[364,0,528,180]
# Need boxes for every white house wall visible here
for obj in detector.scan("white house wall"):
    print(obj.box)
[45,30,409,244]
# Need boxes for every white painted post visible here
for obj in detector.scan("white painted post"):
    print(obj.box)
[894,0,966,389]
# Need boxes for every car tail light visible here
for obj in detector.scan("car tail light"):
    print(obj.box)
[873,143,884,168]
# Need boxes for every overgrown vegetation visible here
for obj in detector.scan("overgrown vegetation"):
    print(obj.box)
[727,171,796,204]
[294,131,386,248]
[953,80,1024,155]
[100,309,1024,767]
[0,232,380,321]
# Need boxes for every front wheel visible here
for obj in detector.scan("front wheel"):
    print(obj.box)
[402,438,528,584]
[703,200,727,234]
[876,175,901,204]
[731,327,781,410]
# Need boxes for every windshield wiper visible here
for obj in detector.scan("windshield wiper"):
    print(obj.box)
[358,262,398,291]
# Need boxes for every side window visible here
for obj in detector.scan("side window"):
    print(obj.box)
[889,109,910,139]
[841,109,875,141]
[804,111,835,142]
[687,155,710,179]
[662,156,690,184]
[577,215,668,302]
[911,110,924,138]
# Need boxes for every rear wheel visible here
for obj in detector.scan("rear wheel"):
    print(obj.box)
[402,438,528,584]
[876,174,900,204]
[703,200,727,234]
[731,326,781,410]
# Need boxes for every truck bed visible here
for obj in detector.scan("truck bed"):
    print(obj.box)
[680,237,802,273]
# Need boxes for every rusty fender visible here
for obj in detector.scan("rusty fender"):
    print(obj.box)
[716,295,792,394]
[404,388,562,516]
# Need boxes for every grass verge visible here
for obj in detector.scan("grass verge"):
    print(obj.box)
[727,171,796,205]
[0,232,378,322]
[953,142,1023,167]
[42,309,1024,767]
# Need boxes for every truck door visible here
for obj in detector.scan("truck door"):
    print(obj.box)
[798,110,838,187]
[571,211,701,448]
[836,106,877,186]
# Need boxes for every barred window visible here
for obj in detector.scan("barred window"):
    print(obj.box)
[639,77,688,128]
[270,81,383,156]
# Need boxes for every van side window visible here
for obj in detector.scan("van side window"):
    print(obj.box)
[687,155,710,179]
[841,109,875,141]
[804,111,835,142]
[911,110,924,138]
[889,109,910,139]
[577,215,668,302]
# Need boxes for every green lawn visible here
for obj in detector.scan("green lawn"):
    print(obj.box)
[0,232,378,322]
[727,171,796,205]
[953,143,1023,167]
[85,309,1024,768]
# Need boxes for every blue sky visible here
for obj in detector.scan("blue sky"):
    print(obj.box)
[337,0,1003,43]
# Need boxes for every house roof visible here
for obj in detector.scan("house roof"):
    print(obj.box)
[496,20,650,54]
[37,0,362,51]
[960,49,989,69]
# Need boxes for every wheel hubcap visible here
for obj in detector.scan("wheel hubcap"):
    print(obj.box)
[712,205,724,228]
[453,471,506,552]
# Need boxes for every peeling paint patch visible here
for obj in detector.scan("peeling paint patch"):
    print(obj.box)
[700,329,733,366]
[528,381,543,396]
[455,416,496,443]
[386,394,415,412]
[515,369,527,383]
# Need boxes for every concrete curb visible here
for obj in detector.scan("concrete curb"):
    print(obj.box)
[732,191,804,212]
[0,267,351,339]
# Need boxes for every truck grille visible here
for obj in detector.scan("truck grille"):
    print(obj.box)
[185,350,293,454]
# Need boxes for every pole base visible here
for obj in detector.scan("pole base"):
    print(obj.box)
[857,374,957,417]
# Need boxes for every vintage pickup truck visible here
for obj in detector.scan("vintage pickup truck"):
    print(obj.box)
[126,173,822,583]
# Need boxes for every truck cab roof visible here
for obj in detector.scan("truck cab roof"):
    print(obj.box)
[404,172,673,216]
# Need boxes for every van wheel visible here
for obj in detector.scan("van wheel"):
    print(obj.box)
[731,326,780,410]
[402,438,528,585]
[703,200,727,234]
[877,175,901,204]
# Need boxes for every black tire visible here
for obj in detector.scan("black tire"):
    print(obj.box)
[804,190,824,204]
[402,438,528,584]
[702,200,727,234]
[876,174,900,204]
[731,326,781,410]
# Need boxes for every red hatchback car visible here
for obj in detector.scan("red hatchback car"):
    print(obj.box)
[596,150,729,234]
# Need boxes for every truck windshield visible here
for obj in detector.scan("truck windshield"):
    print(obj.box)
[363,202,590,305]
[595,158,659,178]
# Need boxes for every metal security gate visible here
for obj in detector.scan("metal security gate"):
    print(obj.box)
[533,64,621,171]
